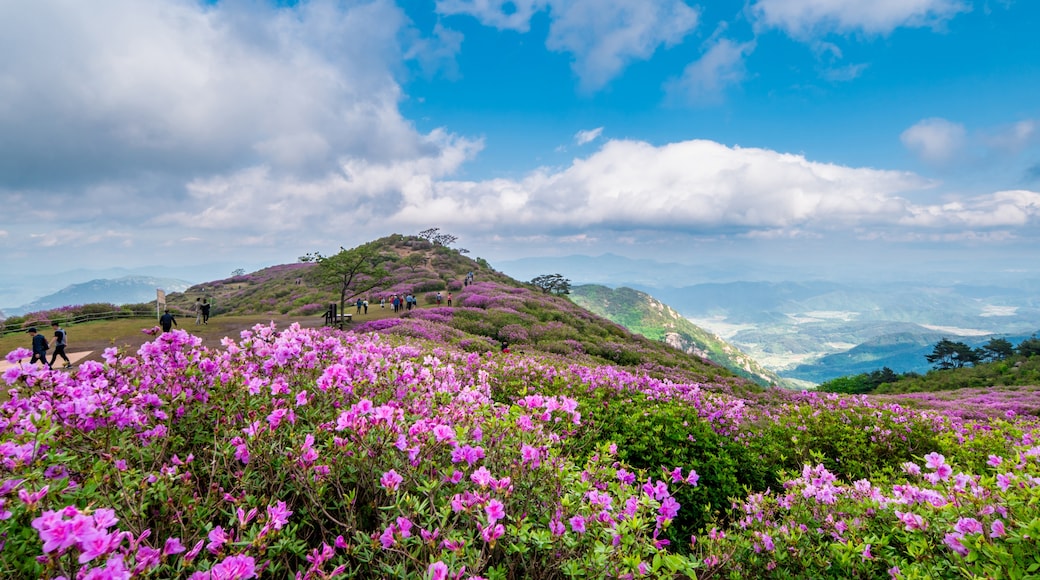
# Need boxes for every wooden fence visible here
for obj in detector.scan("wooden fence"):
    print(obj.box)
[0,310,156,338]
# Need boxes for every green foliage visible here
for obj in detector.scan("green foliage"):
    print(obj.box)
[530,274,572,296]
[1017,334,1040,357]
[310,242,391,325]
[817,367,902,394]
[979,337,1015,361]
[926,338,980,370]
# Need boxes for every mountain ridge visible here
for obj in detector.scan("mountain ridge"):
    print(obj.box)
[569,284,801,388]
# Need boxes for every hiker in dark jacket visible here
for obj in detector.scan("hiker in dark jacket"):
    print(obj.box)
[160,310,177,333]
[27,327,50,368]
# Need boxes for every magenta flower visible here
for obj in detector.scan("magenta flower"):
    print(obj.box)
[943,533,970,556]
[378,525,396,548]
[206,526,229,554]
[549,519,565,536]
[658,496,680,520]
[470,466,493,487]
[380,469,404,491]
[569,515,586,534]
[209,554,257,580]
[163,537,187,556]
[480,522,505,543]
[990,519,1006,538]
[428,561,449,580]
[954,517,983,535]
[267,500,292,530]
[923,452,946,470]
[77,529,114,564]
[485,499,506,524]
[685,470,700,486]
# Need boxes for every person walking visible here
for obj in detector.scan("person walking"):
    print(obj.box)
[193,297,203,324]
[201,299,211,324]
[27,327,50,369]
[447,292,453,307]
[48,321,71,368]
[160,309,177,333]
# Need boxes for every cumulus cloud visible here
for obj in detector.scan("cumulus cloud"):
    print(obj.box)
[383,139,929,233]
[574,127,604,146]
[749,0,970,38]
[666,38,755,104]
[374,139,1040,242]
[436,0,699,90]
[0,0,437,189]
[901,118,968,165]
[901,117,1039,171]
[159,129,483,234]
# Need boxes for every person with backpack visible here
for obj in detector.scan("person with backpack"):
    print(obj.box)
[26,327,50,369]
[49,321,71,368]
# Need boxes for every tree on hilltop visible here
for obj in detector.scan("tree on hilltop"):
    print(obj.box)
[926,338,979,370]
[979,337,1015,362]
[309,243,390,328]
[417,227,458,247]
[531,274,572,296]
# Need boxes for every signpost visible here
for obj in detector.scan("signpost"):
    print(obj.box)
[156,289,166,321]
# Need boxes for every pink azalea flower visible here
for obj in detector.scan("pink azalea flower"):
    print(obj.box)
[380,469,404,491]
[990,519,1006,538]
[923,452,946,470]
[569,515,586,534]
[485,499,506,524]
[428,561,449,580]
[209,554,257,580]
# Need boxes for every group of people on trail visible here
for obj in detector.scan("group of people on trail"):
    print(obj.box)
[388,294,416,313]
[158,297,212,333]
[26,322,71,369]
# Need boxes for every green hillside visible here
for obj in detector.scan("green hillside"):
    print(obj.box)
[161,234,753,390]
[570,284,799,388]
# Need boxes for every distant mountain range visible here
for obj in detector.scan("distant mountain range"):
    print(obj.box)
[570,285,802,389]
[498,254,1040,384]
[2,276,192,317]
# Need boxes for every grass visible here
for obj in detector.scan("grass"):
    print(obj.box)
[1,307,430,367]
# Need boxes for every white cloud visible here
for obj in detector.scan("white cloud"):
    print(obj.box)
[749,0,970,38]
[435,0,548,32]
[375,139,1040,241]
[901,117,1040,169]
[666,38,755,104]
[545,0,700,91]
[574,127,604,146]
[0,0,437,188]
[983,119,1038,153]
[901,118,968,165]
[436,0,699,90]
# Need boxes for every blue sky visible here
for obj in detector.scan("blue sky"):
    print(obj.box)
[1,0,1039,305]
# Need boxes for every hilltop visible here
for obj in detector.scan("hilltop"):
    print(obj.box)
[161,234,752,390]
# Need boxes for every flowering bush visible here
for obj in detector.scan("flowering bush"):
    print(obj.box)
[3,322,1040,579]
